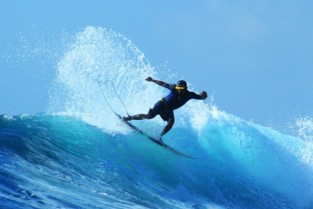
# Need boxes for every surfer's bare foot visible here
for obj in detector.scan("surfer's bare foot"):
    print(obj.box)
[157,136,163,144]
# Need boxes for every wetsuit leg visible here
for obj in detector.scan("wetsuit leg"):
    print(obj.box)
[129,113,155,120]
[160,111,174,137]
[123,102,161,121]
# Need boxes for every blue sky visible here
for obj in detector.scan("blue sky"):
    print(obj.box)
[1,0,313,129]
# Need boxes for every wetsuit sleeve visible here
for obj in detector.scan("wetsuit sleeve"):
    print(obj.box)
[164,84,176,90]
[151,79,173,90]
[189,91,203,100]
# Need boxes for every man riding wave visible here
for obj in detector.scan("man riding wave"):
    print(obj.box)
[123,77,207,143]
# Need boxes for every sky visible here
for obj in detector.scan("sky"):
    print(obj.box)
[0,0,313,130]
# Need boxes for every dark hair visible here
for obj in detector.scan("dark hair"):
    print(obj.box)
[177,80,187,87]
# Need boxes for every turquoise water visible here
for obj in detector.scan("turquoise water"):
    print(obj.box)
[1,26,313,208]
[1,112,312,209]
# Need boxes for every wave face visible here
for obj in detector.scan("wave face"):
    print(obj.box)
[1,26,313,209]
[1,113,313,209]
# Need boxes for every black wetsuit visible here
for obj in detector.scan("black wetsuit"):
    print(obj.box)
[149,84,203,121]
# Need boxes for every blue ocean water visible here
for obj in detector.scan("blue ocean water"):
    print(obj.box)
[1,26,313,209]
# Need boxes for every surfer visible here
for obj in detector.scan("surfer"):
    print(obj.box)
[123,77,207,142]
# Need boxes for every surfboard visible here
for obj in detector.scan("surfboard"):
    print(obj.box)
[96,81,194,159]
[115,113,195,159]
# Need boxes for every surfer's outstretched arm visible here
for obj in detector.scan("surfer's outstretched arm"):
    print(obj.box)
[145,77,170,89]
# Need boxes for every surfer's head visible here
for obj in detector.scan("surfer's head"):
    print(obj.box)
[175,80,187,95]
[175,80,187,90]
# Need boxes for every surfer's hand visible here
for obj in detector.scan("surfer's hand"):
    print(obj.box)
[145,77,153,82]
[200,91,208,99]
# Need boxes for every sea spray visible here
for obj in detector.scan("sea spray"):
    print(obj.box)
[48,26,161,132]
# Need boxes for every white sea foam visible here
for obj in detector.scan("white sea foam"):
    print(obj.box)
[48,26,213,133]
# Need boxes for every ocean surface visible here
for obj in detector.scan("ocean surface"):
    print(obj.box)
[1,26,313,209]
